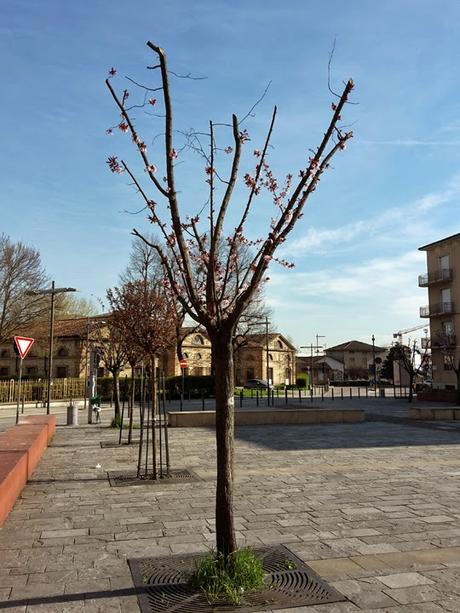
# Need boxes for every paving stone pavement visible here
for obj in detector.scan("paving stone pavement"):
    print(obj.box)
[0,405,460,612]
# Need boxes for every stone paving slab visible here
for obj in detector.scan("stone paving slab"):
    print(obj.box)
[0,412,459,611]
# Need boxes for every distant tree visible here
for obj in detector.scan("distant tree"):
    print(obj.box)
[120,234,162,286]
[393,341,430,402]
[95,321,128,425]
[106,42,353,557]
[380,346,400,381]
[55,294,98,319]
[0,234,49,343]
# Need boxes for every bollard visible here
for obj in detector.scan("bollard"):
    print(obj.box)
[349,387,352,399]
[298,388,301,404]
[285,387,288,405]
[256,390,259,407]
[201,390,205,411]
[240,389,243,408]
[332,387,334,400]
[358,387,360,399]
[321,387,324,401]
[341,387,343,400]
[366,386,368,398]
[67,400,78,426]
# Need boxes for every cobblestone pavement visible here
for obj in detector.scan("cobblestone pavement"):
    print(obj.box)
[0,404,460,612]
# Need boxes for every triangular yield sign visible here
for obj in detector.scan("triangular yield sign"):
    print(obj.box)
[14,336,34,360]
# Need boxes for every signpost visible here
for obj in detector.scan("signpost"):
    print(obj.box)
[13,336,34,424]
[179,357,187,411]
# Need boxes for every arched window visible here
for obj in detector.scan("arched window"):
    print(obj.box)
[196,353,202,360]
[184,352,189,358]
[193,334,204,345]
[276,340,283,349]
[269,353,274,361]
[57,347,69,357]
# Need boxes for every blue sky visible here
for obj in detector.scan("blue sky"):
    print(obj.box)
[1,0,459,349]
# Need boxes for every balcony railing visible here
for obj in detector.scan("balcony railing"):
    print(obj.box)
[422,335,456,349]
[420,302,455,318]
[418,268,453,287]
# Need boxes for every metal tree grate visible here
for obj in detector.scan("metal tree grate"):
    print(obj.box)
[107,468,200,487]
[128,545,346,612]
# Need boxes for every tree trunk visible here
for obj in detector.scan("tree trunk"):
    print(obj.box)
[150,355,157,479]
[211,329,237,557]
[408,372,414,403]
[113,369,121,420]
[456,369,460,406]
[128,364,135,444]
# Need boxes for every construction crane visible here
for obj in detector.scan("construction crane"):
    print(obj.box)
[393,324,428,343]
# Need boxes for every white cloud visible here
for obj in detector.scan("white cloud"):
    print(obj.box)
[281,175,460,256]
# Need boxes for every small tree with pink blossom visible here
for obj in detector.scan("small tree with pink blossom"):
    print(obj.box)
[106,42,354,558]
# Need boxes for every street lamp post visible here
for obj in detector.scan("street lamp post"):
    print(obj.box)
[371,334,376,391]
[26,281,76,414]
[300,334,325,388]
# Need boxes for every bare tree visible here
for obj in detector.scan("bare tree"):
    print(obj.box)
[120,234,162,286]
[0,234,49,343]
[106,42,353,556]
[94,321,128,425]
[393,341,430,403]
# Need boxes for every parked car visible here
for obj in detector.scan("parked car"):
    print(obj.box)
[245,379,269,389]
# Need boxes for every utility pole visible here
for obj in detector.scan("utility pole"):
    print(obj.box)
[265,316,270,406]
[26,281,76,413]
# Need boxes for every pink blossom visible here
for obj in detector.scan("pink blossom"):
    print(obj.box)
[146,164,157,174]
[118,122,129,133]
[224,146,233,154]
[148,98,157,106]
[263,255,272,262]
[169,149,178,160]
[122,89,129,103]
[253,149,262,157]
[138,142,147,153]
[105,128,113,135]
[238,129,250,143]
[331,102,337,111]
[250,264,257,272]
[106,156,124,174]
[244,173,256,189]
[108,67,117,77]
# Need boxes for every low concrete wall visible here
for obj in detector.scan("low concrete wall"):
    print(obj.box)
[168,408,365,428]
[0,415,56,527]
[417,391,458,402]
[409,407,460,421]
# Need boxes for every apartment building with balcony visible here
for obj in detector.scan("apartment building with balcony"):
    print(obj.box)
[419,232,460,390]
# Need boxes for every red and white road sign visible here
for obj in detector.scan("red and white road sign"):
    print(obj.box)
[179,358,187,369]
[14,336,34,360]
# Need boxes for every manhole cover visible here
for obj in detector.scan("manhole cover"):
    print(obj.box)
[107,468,200,487]
[128,545,345,612]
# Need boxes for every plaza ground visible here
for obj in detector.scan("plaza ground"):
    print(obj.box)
[0,398,459,611]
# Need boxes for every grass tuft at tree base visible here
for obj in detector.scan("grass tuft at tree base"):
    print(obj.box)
[189,548,265,605]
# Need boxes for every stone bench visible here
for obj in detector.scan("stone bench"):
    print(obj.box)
[0,415,56,526]
[168,408,365,428]
[409,407,460,421]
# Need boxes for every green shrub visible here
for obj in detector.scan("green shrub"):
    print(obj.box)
[189,548,265,605]
[296,373,309,388]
